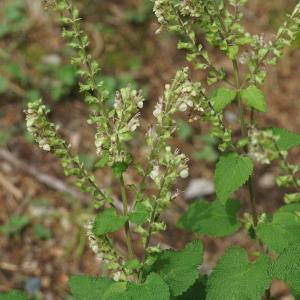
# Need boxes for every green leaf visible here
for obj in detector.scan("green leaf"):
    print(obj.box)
[176,276,207,300]
[271,127,300,151]
[207,247,272,300]
[177,199,241,237]
[101,273,169,300]
[92,208,127,236]
[95,151,110,168]
[151,240,203,297]
[271,242,300,296]
[69,275,114,300]
[112,162,129,179]
[126,273,170,300]
[211,87,237,112]
[33,224,52,240]
[215,153,254,202]
[103,282,128,300]
[124,259,141,272]
[257,204,300,253]
[0,291,27,300]
[129,202,150,225]
[0,215,30,236]
[227,45,239,60]
[241,85,266,112]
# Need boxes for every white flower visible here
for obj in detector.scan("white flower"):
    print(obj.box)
[180,169,189,179]
[179,102,188,112]
[153,102,163,118]
[128,113,141,132]
[137,101,144,109]
[113,271,121,281]
[42,144,51,151]
[150,165,160,180]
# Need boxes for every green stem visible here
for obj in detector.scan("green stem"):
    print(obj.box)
[120,175,134,260]
[232,58,259,227]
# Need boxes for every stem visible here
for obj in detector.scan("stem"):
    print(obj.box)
[233,59,247,137]
[247,176,259,227]
[171,4,234,87]
[120,175,134,259]
[265,288,271,300]
[232,58,259,227]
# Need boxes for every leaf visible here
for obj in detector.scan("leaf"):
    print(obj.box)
[92,208,127,236]
[176,276,207,300]
[227,45,239,60]
[257,204,300,253]
[103,282,128,300]
[69,275,115,300]
[151,240,203,297]
[211,87,237,112]
[207,247,272,300]
[177,199,241,237]
[271,242,300,296]
[95,151,110,168]
[215,153,254,202]
[33,224,52,240]
[0,291,27,300]
[112,162,129,179]
[241,85,266,112]
[0,215,30,236]
[129,202,150,225]
[271,127,300,151]
[126,273,170,300]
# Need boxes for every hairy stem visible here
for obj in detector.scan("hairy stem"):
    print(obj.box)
[120,176,134,259]
[232,58,259,227]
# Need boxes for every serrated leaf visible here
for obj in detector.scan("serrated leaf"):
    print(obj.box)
[126,273,170,300]
[257,204,300,253]
[271,242,300,296]
[129,202,150,225]
[207,247,272,300]
[151,240,203,297]
[211,87,237,112]
[177,199,241,237]
[215,153,254,202]
[103,282,128,300]
[241,85,266,112]
[271,127,300,151]
[92,208,127,236]
[68,275,114,300]
[176,276,207,300]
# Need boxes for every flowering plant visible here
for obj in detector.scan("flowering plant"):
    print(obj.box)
[19,0,300,299]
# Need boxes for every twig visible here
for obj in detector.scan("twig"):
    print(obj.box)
[0,172,22,200]
[0,148,88,203]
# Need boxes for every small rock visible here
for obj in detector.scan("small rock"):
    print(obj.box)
[224,111,237,123]
[41,54,61,65]
[184,178,215,200]
[25,277,41,295]
[259,173,275,189]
